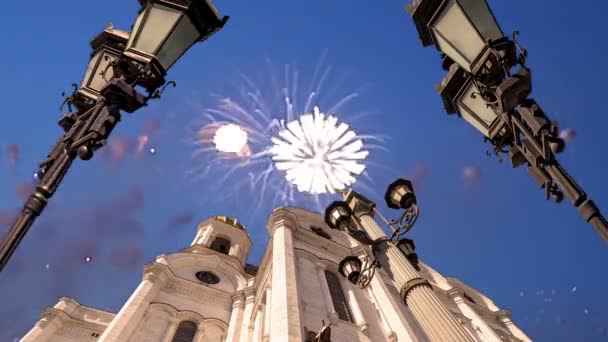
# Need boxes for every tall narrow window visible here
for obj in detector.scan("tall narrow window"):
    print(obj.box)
[324,271,353,322]
[209,237,231,255]
[171,321,197,342]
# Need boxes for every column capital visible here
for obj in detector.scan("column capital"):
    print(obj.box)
[231,291,246,307]
[267,208,299,235]
[447,287,465,298]
[142,262,172,285]
[345,190,376,218]
[496,309,512,320]
[315,260,329,271]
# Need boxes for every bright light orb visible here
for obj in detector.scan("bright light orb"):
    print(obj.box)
[270,107,369,194]
[214,124,249,153]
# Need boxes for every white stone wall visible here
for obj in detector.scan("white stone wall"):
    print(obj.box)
[22,209,530,342]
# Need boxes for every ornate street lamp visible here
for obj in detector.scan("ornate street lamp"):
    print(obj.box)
[338,256,363,284]
[324,201,353,231]
[73,24,131,112]
[0,0,229,272]
[406,0,608,243]
[325,179,421,289]
[325,182,474,341]
[396,238,420,271]
[120,0,228,91]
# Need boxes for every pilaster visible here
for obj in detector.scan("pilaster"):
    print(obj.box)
[262,286,272,342]
[496,310,532,342]
[98,262,171,342]
[225,291,245,342]
[268,208,303,341]
[344,281,369,334]
[161,317,180,342]
[315,261,339,321]
[239,287,256,342]
[448,288,502,342]
[20,308,66,342]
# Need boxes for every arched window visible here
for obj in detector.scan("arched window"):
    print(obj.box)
[210,237,231,255]
[324,271,353,322]
[171,321,197,342]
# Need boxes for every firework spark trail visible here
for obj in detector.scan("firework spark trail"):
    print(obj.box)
[186,54,388,210]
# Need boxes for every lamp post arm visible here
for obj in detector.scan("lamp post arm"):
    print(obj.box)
[0,79,144,272]
[501,102,608,244]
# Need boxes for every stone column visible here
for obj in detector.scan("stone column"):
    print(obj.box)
[345,191,474,342]
[497,310,531,342]
[268,208,303,341]
[315,261,339,321]
[344,282,369,334]
[99,264,168,342]
[20,311,65,342]
[161,317,180,342]
[225,292,245,342]
[448,288,502,341]
[251,305,264,342]
[262,286,272,342]
[239,288,256,342]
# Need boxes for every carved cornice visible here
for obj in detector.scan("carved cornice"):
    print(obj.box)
[447,287,465,298]
[162,280,232,310]
[143,262,172,285]
[268,208,299,234]
[496,309,512,320]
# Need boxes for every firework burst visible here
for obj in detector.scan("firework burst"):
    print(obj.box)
[187,52,386,210]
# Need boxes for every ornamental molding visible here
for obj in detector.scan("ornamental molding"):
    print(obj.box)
[268,208,299,233]
[162,279,232,310]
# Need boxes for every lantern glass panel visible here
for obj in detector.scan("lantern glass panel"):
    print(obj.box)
[132,4,183,56]
[459,0,502,41]
[156,14,199,70]
[457,81,497,137]
[81,50,101,92]
[89,51,117,92]
[432,0,484,72]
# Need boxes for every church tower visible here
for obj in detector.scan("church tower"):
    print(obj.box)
[21,208,530,342]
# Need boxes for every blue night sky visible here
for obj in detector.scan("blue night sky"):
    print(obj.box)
[1,0,607,341]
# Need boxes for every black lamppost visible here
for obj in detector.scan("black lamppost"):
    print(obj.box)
[325,180,420,289]
[325,180,475,341]
[406,0,608,243]
[0,0,229,272]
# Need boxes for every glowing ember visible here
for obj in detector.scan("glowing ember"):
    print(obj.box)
[270,107,368,194]
[213,124,248,153]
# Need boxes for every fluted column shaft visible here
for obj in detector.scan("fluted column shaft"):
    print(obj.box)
[316,262,338,321]
[225,294,245,342]
[99,271,165,341]
[239,290,256,342]
[262,286,272,341]
[269,211,302,341]
[357,214,474,342]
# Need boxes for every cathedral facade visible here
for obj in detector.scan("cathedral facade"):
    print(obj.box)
[21,207,530,342]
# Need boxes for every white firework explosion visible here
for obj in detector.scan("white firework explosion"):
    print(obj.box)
[270,106,368,194]
[187,52,386,210]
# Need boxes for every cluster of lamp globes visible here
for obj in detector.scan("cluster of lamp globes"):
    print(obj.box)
[324,179,420,286]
